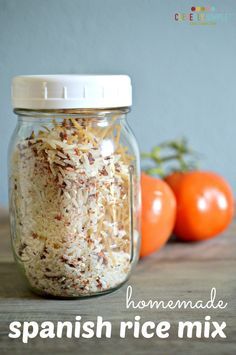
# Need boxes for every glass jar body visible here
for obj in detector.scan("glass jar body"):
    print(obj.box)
[8,108,141,298]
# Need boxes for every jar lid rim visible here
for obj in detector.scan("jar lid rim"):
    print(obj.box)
[12,75,132,110]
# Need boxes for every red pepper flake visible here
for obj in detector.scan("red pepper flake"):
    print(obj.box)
[59,181,66,189]
[98,251,108,265]
[100,167,108,176]
[32,232,38,239]
[89,193,98,198]
[96,277,103,289]
[40,247,48,260]
[88,152,95,165]
[62,119,72,128]
[74,148,79,155]
[115,163,121,172]
[60,132,67,141]
[60,255,68,263]
[68,262,76,268]
[55,214,62,221]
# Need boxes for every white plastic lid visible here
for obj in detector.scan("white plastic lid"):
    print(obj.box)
[12,75,132,110]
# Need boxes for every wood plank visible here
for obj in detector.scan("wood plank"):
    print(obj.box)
[0,211,235,354]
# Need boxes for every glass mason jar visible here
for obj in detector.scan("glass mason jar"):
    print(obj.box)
[9,75,141,298]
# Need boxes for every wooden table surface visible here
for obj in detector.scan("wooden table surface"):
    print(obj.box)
[0,208,235,355]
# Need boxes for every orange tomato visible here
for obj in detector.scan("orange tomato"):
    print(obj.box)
[141,172,176,257]
[165,171,234,241]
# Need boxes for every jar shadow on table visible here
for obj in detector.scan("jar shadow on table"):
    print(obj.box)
[0,263,41,299]
[0,261,129,300]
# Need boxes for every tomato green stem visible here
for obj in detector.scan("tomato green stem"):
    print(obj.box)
[142,137,199,177]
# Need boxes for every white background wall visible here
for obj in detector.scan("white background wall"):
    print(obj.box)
[1,0,236,205]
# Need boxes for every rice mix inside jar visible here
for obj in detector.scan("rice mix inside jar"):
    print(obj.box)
[9,75,141,297]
